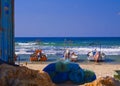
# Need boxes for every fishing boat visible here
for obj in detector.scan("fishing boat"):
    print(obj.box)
[70,52,78,62]
[87,50,105,62]
[87,43,106,62]
[64,49,78,62]
[30,49,47,61]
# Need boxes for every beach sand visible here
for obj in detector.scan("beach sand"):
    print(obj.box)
[22,62,120,86]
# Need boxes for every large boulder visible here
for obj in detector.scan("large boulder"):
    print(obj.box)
[84,76,120,86]
[0,64,55,86]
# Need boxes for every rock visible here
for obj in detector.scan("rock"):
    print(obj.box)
[0,64,55,86]
[84,76,120,86]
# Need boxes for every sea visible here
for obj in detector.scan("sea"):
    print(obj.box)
[15,37,120,64]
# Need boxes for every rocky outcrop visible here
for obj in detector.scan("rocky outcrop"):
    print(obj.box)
[0,64,55,86]
[84,76,120,86]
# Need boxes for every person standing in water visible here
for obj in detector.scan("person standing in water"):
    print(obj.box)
[64,49,70,60]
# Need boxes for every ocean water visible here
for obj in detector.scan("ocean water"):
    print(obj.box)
[15,37,120,64]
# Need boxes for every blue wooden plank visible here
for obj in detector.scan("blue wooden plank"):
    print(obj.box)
[0,0,14,64]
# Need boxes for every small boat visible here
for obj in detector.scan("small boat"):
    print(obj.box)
[64,49,78,62]
[87,42,106,62]
[87,51,105,62]
[70,54,78,62]
[30,49,47,62]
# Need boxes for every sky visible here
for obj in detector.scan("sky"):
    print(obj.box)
[15,0,120,37]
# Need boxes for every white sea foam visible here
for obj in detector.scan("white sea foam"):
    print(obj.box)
[15,50,33,55]
[67,47,120,55]
[17,42,37,46]
[15,44,120,55]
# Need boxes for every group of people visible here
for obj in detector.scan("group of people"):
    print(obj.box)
[63,49,77,61]
[36,49,43,60]
[87,49,105,62]
[30,49,47,61]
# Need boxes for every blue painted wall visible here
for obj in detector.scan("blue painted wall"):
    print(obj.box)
[0,0,14,64]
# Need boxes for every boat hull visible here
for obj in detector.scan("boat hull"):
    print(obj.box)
[87,51,106,62]
[70,55,78,62]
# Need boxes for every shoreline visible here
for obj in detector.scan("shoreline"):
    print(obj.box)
[15,61,120,65]
[21,62,120,78]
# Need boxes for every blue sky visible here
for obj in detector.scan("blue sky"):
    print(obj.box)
[15,0,120,37]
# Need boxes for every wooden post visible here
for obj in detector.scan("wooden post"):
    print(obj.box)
[0,0,14,64]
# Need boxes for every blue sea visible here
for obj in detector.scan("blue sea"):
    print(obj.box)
[15,37,120,64]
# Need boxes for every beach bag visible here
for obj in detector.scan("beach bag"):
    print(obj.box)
[69,68,84,84]
[83,69,96,83]
[52,72,69,83]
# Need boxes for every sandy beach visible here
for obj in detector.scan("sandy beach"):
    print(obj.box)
[24,63,120,78]
[21,62,120,86]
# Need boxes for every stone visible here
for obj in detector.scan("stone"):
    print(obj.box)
[84,76,120,86]
[0,64,55,86]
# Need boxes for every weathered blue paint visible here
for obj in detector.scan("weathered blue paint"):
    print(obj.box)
[0,0,14,64]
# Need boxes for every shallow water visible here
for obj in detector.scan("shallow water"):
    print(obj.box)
[15,54,120,64]
[15,37,120,64]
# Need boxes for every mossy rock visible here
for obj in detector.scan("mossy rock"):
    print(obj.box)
[114,75,120,80]
[114,70,120,80]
